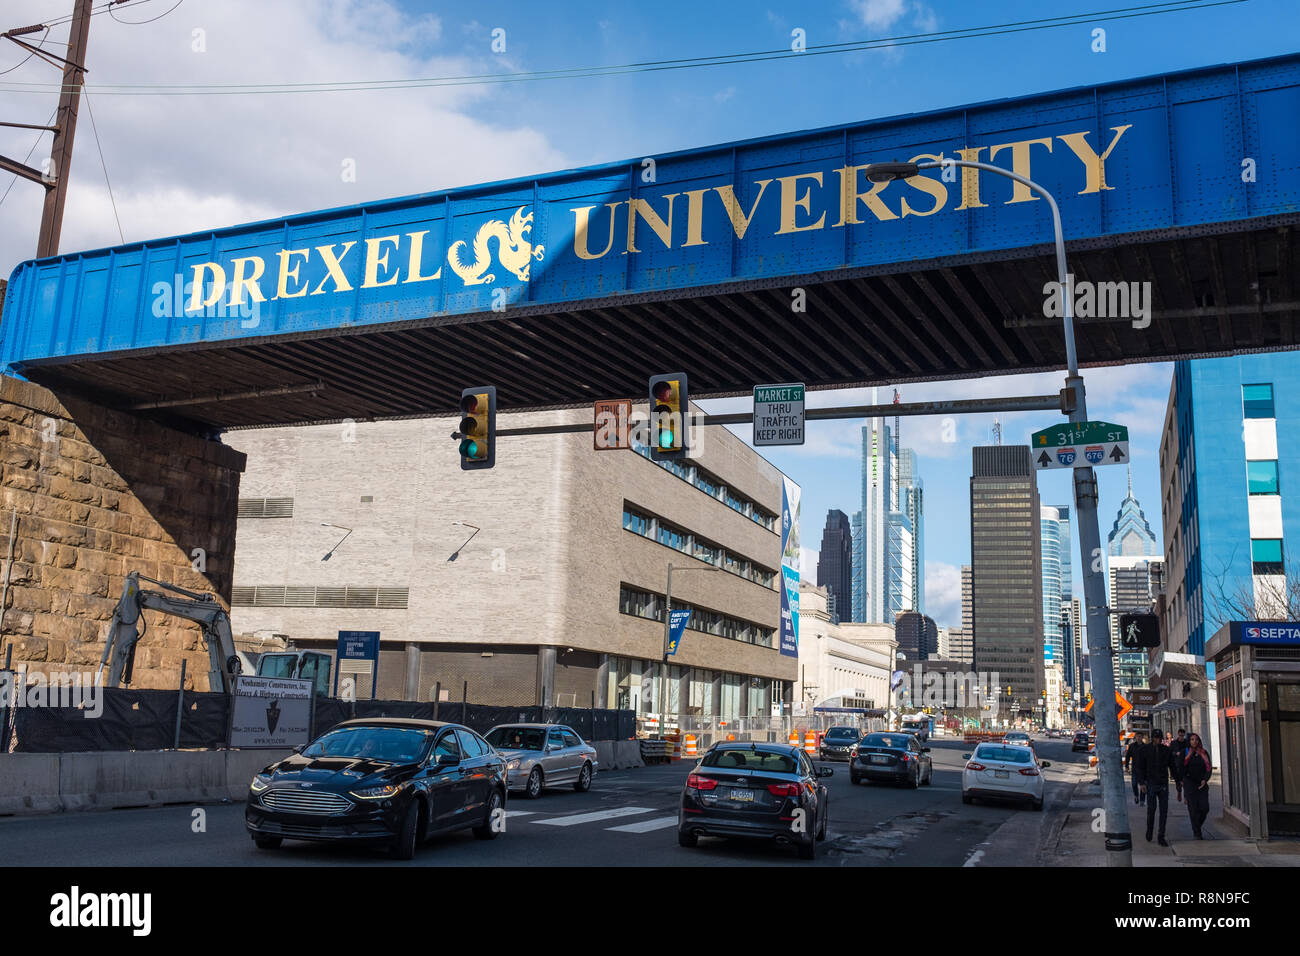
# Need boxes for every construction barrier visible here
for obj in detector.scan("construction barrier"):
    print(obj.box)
[684,735,698,758]
[788,731,799,749]
[803,731,817,755]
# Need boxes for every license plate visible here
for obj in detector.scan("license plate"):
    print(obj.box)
[994,770,1009,779]
[730,789,754,802]
[870,754,890,764]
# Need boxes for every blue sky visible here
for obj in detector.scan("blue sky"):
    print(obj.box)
[3,0,1296,627]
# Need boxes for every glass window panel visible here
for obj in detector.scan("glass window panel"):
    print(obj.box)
[1243,383,1275,419]
[1247,460,1280,495]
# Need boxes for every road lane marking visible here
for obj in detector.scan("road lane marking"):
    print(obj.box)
[505,811,537,818]
[606,816,679,833]
[532,806,654,826]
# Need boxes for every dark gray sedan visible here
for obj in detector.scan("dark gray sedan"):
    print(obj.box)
[484,723,598,798]
[849,731,933,787]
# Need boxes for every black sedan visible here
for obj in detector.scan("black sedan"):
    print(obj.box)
[1071,731,1091,752]
[818,725,861,761]
[678,742,833,860]
[849,731,933,787]
[245,718,507,859]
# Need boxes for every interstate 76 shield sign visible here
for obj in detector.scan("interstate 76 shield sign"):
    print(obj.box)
[1031,422,1129,471]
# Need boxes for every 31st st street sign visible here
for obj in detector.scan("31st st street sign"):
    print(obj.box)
[1031,422,1129,470]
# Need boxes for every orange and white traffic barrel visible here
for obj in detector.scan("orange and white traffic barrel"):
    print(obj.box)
[804,730,817,755]
[788,730,799,748]
[684,734,697,758]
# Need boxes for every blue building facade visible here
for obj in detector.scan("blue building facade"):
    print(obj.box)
[1168,355,1300,657]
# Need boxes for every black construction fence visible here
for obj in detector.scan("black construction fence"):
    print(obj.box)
[5,687,635,753]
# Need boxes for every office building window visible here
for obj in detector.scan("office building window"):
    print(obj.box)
[1246,460,1280,495]
[1251,538,1284,575]
[1243,384,1275,419]
[623,508,652,536]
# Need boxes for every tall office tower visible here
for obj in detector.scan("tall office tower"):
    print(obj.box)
[1106,469,1160,692]
[895,611,939,661]
[897,447,926,615]
[886,510,914,618]
[948,626,974,665]
[851,511,865,623]
[970,445,1044,718]
[1109,555,1165,691]
[1070,595,1088,695]
[817,510,854,624]
[1040,505,1071,670]
[859,416,898,623]
[961,565,973,637]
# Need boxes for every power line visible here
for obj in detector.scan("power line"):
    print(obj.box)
[0,0,1250,97]
[0,108,56,209]
[108,0,184,26]
[81,86,124,242]
[0,26,50,75]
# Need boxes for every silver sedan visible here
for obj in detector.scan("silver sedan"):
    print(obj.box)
[484,723,599,798]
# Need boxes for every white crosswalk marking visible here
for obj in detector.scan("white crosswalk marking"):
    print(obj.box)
[532,806,654,827]
[605,815,679,834]
[505,810,537,818]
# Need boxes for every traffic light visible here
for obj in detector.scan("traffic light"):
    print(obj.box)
[649,372,688,461]
[457,385,496,470]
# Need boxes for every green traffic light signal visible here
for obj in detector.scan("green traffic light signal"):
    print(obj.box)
[457,386,495,470]
[649,373,688,461]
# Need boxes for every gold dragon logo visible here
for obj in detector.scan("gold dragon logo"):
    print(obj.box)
[447,206,545,286]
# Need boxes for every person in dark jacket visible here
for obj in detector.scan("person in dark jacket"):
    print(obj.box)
[1124,733,1146,805]
[1181,732,1213,838]
[1169,728,1189,802]
[1134,732,1179,846]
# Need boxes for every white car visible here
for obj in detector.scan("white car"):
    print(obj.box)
[961,742,1050,811]
[1002,731,1032,748]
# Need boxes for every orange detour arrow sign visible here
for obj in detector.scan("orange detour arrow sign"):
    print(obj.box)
[1083,691,1132,721]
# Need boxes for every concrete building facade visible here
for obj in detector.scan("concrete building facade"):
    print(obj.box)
[970,445,1044,717]
[794,582,895,716]
[227,409,796,719]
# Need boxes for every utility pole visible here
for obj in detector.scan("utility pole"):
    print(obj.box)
[37,0,94,258]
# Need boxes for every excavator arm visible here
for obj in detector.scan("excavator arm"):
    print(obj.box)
[96,571,242,693]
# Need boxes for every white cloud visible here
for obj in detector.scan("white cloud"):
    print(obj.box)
[925,560,962,629]
[849,0,909,31]
[0,0,568,274]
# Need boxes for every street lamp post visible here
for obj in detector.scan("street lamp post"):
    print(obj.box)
[865,158,1132,865]
[660,561,729,739]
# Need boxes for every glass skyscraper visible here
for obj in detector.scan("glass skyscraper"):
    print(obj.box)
[1107,468,1160,690]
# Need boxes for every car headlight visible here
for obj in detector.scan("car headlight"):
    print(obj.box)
[349,783,404,800]
[250,774,271,793]
[507,759,521,770]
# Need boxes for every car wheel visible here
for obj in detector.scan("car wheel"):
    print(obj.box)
[1031,797,1043,812]
[850,773,860,785]
[924,765,933,786]
[253,835,281,850]
[677,828,698,848]
[798,829,817,860]
[909,766,921,789]
[962,793,973,805]
[473,788,504,840]
[390,800,420,860]
[817,801,828,841]
[574,762,593,793]
[525,767,543,799]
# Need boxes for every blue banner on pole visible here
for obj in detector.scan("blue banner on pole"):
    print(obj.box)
[667,610,692,656]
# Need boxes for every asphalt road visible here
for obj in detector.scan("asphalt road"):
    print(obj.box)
[1,736,1092,867]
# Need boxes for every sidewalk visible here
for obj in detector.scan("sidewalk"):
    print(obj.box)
[1050,775,1300,866]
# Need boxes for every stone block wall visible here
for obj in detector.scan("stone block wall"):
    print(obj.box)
[0,376,245,691]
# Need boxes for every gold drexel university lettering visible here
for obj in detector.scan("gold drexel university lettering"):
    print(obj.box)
[179,125,1132,313]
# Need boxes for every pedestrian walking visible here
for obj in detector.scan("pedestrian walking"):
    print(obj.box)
[1124,733,1146,805]
[1169,728,1189,803]
[1182,732,1213,839]
[1134,731,1178,846]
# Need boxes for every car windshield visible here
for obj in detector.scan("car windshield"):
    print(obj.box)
[701,749,799,773]
[825,728,858,739]
[486,727,546,751]
[302,727,430,763]
[1005,732,1028,739]
[975,745,1032,763]
[862,733,912,749]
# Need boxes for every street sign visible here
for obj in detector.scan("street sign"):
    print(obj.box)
[228,676,313,749]
[1031,421,1129,470]
[593,399,633,450]
[1083,690,1133,722]
[753,383,805,446]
